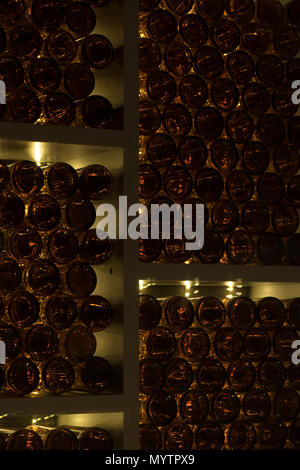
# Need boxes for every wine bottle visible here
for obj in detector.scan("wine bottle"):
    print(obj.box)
[64,324,96,363]
[8,290,39,328]
[42,356,75,395]
[146,134,176,168]
[259,419,287,449]
[211,139,238,173]
[196,422,224,450]
[38,426,78,450]
[289,419,300,449]
[7,358,39,395]
[25,324,58,361]
[11,160,43,196]
[227,296,256,330]
[25,259,60,296]
[82,34,113,69]
[164,423,193,451]
[146,391,177,426]
[244,327,271,362]
[179,14,208,47]
[213,327,243,361]
[243,82,270,116]
[227,50,254,84]
[164,166,192,201]
[195,46,224,80]
[64,63,95,100]
[179,389,209,424]
[195,297,226,330]
[65,262,97,298]
[226,230,254,264]
[179,74,208,108]
[65,1,96,36]
[164,42,192,77]
[241,23,269,54]
[28,194,61,231]
[146,70,176,105]
[31,0,64,31]
[257,233,284,265]
[258,114,285,148]
[272,84,298,118]
[258,297,286,330]
[8,89,41,123]
[227,0,254,23]
[166,358,193,393]
[228,420,256,450]
[10,225,42,260]
[139,164,161,199]
[212,78,239,112]
[48,227,79,263]
[257,54,284,89]
[139,238,162,262]
[195,106,224,142]
[139,424,161,451]
[197,0,224,20]
[80,356,112,393]
[78,164,112,200]
[258,358,286,391]
[213,390,240,423]
[80,295,112,331]
[274,26,299,59]
[242,141,269,174]
[6,429,43,450]
[257,0,283,26]
[146,327,176,362]
[139,38,161,72]
[29,58,61,93]
[162,103,192,137]
[79,229,112,265]
[79,428,113,450]
[10,24,42,59]
[147,9,177,44]
[274,144,299,177]
[181,328,210,362]
[195,168,224,202]
[65,198,96,232]
[242,201,269,234]
[140,358,165,395]
[197,358,226,393]
[179,136,207,171]
[211,199,239,233]
[165,0,193,15]
[227,359,255,392]
[288,298,300,330]
[226,110,254,144]
[288,0,300,29]
[0,322,22,359]
[46,295,77,330]
[257,173,285,205]
[0,56,23,91]
[275,387,300,421]
[243,388,271,422]
[45,163,78,200]
[288,175,300,206]
[0,258,22,291]
[213,19,240,52]
[46,30,77,65]
[44,92,75,126]
[139,294,161,330]
[273,327,299,362]
[80,95,114,129]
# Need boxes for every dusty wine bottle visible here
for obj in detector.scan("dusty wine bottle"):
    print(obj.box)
[79,229,112,265]
[25,325,58,361]
[64,325,96,363]
[46,30,77,65]
[45,295,77,330]
[8,290,39,328]
[28,194,61,231]
[48,227,79,263]
[42,356,75,395]
[65,198,96,232]
[80,295,112,331]
[65,1,96,36]
[7,358,39,395]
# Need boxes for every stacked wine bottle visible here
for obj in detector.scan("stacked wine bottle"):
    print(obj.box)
[139,0,300,265]
[0,0,119,128]
[139,293,300,450]
[0,425,113,450]
[0,159,114,396]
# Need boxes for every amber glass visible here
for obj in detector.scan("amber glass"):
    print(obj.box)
[80,229,112,265]
[258,297,285,330]
[81,356,112,393]
[195,46,224,80]
[196,422,224,450]
[258,233,284,265]
[45,163,78,199]
[164,239,190,263]
[243,83,270,116]
[0,0,24,24]
[212,78,239,112]
[66,198,96,231]
[289,298,300,330]
[8,88,41,123]
[139,424,162,451]
[26,260,60,296]
[11,160,43,196]
[7,429,43,450]
[8,291,39,328]
[227,50,254,84]
[286,58,300,82]
[227,296,256,330]
[7,358,39,395]
[64,63,94,99]
[79,164,112,200]
[227,359,255,392]
[146,134,176,168]
[272,85,298,118]
[258,358,286,391]
[147,9,177,44]
[274,387,300,421]
[0,56,23,91]
[0,258,22,291]
[25,325,58,361]
[46,295,77,330]
[45,428,78,450]
[243,387,271,423]
[274,327,299,362]
[48,227,78,263]
[80,295,112,331]
[46,30,77,65]
[257,0,283,25]
[181,328,210,362]
[195,168,224,202]
[0,323,22,359]
[82,34,113,69]
[29,58,61,93]
[197,0,224,19]
[164,166,192,201]
[197,358,226,393]
[178,136,207,171]
[28,194,61,231]
[213,390,240,423]
[79,428,113,451]
[44,93,75,126]
[211,200,239,233]
[163,296,193,331]
[139,238,162,262]
[195,297,225,330]
[139,164,161,199]
[10,24,42,59]
[214,327,243,361]
[140,358,165,394]
[146,391,177,426]
[64,324,96,363]
[228,420,256,450]
[139,294,161,330]
[256,55,283,88]
[139,38,161,72]
[242,142,269,175]
[274,144,299,177]
[179,14,208,47]
[163,103,191,137]
[165,358,192,394]
[211,139,238,173]
[274,26,299,59]
[179,75,208,108]
[244,328,271,362]
[258,115,285,148]
[226,230,254,264]
[179,389,209,425]
[146,327,176,362]
[260,419,287,449]
[65,1,96,35]
[66,262,96,298]
[242,201,269,234]
[164,42,192,77]
[213,19,240,52]
[146,71,176,105]
[0,191,24,228]
[164,422,193,451]
[199,220,224,257]
[196,106,224,142]
[81,95,114,129]
[31,0,63,30]
[241,23,269,54]
[226,111,254,144]
[257,173,284,205]
[43,356,75,395]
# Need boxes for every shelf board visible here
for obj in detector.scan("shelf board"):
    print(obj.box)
[0,394,124,415]
[136,263,300,283]
[0,122,124,148]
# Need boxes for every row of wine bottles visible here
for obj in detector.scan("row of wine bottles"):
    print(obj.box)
[139,294,300,331]
[0,425,113,450]
[140,416,300,450]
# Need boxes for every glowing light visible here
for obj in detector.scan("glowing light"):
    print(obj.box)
[139,280,144,291]
[226,281,234,292]
[226,294,233,299]
[184,281,191,290]
[33,142,42,166]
